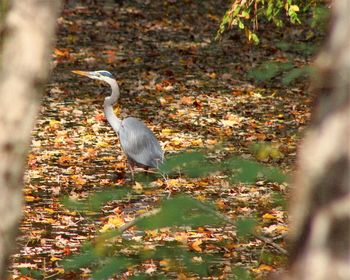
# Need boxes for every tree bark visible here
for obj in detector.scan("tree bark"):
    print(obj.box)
[287,1,350,279]
[0,0,60,277]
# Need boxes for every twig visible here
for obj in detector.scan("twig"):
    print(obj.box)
[254,234,288,255]
[118,199,288,255]
[44,271,61,279]
[118,208,161,233]
[183,201,288,255]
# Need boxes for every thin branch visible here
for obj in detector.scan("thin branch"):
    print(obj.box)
[118,199,288,255]
[118,208,160,233]
[195,201,288,255]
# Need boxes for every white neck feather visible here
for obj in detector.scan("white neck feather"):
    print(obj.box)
[103,79,122,133]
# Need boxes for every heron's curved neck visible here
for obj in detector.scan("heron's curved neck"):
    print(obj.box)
[105,79,120,105]
[104,79,122,132]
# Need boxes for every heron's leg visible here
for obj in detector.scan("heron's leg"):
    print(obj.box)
[127,160,135,181]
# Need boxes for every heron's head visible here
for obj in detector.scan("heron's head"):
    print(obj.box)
[72,70,115,83]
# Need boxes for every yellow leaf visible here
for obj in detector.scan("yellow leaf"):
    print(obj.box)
[167,179,182,187]
[100,215,124,232]
[262,213,277,220]
[171,138,182,146]
[44,208,55,214]
[82,134,95,141]
[133,182,143,194]
[49,120,60,127]
[100,224,112,233]
[174,232,188,244]
[114,107,121,115]
[290,5,299,12]
[191,139,203,146]
[54,268,65,274]
[50,256,62,261]
[270,148,283,159]
[25,195,35,202]
[161,128,174,136]
[43,218,56,224]
[96,141,109,148]
[137,209,147,215]
[108,216,124,227]
[276,225,288,233]
[195,195,206,202]
[134,57,143,64]
[146,229,159,237]
[208,72,217,79]
[71,175,86,186]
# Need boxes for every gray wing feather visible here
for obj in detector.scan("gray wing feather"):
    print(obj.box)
[118,117,163,168]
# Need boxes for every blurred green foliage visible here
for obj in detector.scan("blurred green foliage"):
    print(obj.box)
[248,60,314,84]
[232,266,253,280]
[61,188,127,213]
[17,268,43,279]
[61,151,288,278]
[136,196,223,229]
[218,0,329,44]
[236,217,257,238]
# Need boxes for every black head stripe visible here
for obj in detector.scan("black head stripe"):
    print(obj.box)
[98,71,113,78]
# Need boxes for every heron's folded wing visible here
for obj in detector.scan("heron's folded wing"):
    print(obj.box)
[119,117,163,168]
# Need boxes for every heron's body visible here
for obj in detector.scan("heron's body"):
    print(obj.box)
[119,117,163,168]
[72,70,164,171]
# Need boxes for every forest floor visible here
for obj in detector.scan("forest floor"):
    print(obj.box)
[9,0,321,279]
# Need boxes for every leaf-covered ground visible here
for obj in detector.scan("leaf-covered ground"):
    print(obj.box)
[10,0,317,279]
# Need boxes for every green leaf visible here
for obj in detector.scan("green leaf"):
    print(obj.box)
[63,251,99,271]
[311,6,329,28]
[238,20,244,29]
[61,188,128,213]
[251,33,259,44]
[261,166,288,183]
[232,267,252,280]
[18,268,43,279]
[248,62,280,82]
[248,61,294,83]
[135,196,223,229]
[92,257,134,280]
[159,151,218,177]
[271,191,287,209]
[282,66,313,85]
[159,152,205,173]
[236,217,257,238]
[131,274,167,280]
[145,245,215,277]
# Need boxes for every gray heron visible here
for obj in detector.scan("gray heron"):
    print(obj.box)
[72,70,164,175]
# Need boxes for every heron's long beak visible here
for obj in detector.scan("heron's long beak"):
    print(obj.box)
[72,70,91,77]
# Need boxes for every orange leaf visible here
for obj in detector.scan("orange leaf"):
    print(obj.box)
[180,96,193,105]
[190,239,202,252]
[257,264,274,271]
[155,83,163,92]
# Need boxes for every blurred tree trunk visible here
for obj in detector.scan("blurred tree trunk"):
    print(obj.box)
[287,1,350,280]
[0,0,60,277]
